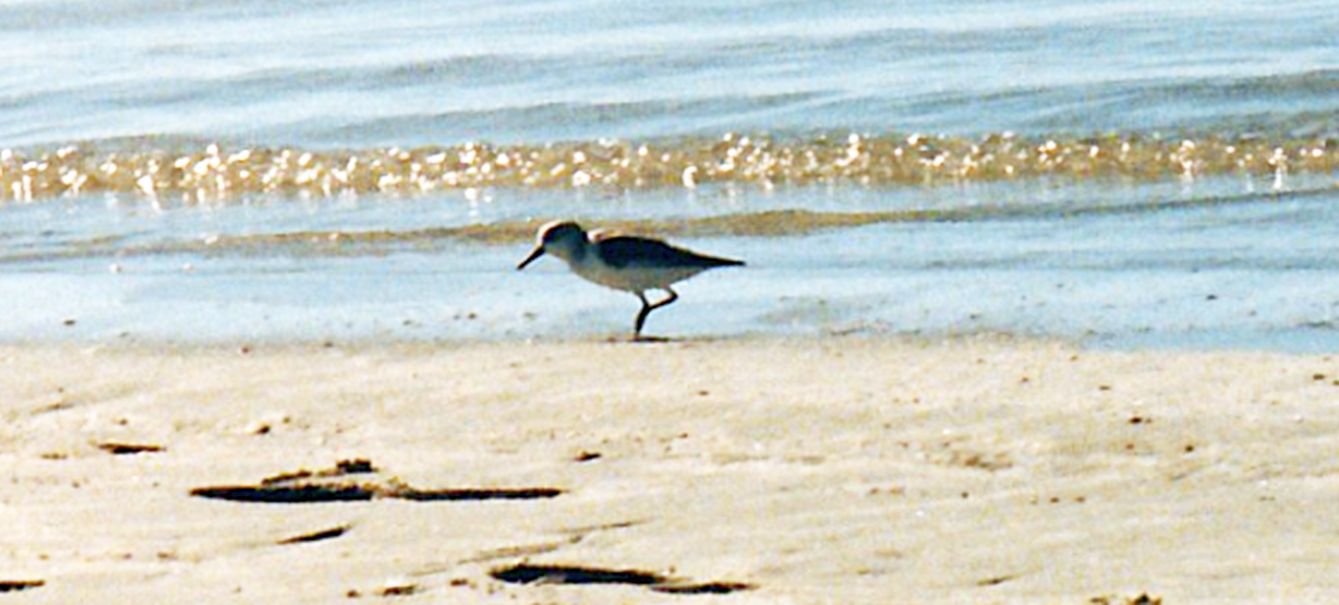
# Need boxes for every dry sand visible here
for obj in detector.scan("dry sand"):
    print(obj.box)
[2,336,1338,603]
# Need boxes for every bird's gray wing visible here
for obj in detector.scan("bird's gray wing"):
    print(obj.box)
[596,236,743,269]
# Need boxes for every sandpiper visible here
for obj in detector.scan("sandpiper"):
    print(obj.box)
[517,220,744,339]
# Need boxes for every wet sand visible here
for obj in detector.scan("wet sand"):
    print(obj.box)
[3,336,1338,603]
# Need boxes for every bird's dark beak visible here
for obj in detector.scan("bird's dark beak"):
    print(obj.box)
[517,246,545,270]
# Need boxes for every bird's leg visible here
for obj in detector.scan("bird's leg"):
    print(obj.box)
[634,293,653,338]
[650,288,680,312]
[633,288,678,340]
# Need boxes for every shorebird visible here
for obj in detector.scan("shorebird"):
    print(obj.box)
[517,220,744,339]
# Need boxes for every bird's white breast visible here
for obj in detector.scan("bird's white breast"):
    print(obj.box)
[566,254,699,293]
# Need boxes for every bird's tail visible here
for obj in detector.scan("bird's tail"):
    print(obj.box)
[703,255,745,267]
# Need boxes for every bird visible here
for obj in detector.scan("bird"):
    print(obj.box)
[517,220,744,340]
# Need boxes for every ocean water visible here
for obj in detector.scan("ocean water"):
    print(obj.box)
[2,0,1338,348]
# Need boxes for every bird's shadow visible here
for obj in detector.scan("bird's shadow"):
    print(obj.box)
[608,335,673,344]
[604,334,734,345]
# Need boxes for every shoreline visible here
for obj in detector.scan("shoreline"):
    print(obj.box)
[7,323,1339,356]
[4,336,1338,603]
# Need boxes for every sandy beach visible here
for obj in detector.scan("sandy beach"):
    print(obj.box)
[2,336,1338,603]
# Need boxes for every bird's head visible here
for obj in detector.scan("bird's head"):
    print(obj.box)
[517,220,587,269]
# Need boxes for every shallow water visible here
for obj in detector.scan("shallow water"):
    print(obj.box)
[2,0,1338,349]
[5,176,1338,350]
